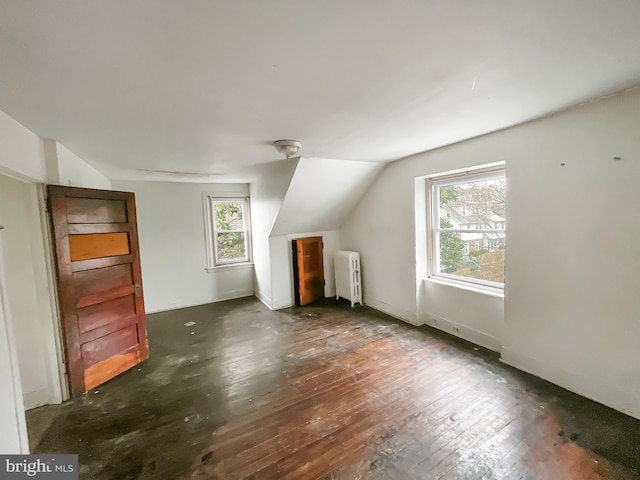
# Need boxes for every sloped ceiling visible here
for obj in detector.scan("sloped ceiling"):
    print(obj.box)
[1,1,640,181]
[270,158,384,236]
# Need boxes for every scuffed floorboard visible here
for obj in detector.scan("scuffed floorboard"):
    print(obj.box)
[27,297,640,479]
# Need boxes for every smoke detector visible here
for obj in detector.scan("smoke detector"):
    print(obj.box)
[273,140,301,159]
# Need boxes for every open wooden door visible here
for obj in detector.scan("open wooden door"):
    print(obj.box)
[48,186,148,397]
[294,236,324,306]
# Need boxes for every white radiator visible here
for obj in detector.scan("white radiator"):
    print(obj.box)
[334,250,362,307]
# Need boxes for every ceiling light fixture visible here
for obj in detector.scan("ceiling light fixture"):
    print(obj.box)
[273,140,301,159]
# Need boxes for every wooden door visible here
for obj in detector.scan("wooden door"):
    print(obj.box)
[295,236,324,306]
[48,186,148,397]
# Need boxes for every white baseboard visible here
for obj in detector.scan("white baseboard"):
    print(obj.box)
[421,313,501,352]
[363,295,419,326]
[23,388,52,411]
[501,347,640,421]
[146,290,255,314]
[254,290,273,310]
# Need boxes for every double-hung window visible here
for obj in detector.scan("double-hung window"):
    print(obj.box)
[428,166,506,289]
[206,197,252,267]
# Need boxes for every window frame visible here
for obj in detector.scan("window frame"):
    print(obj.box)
[427,166,506,290]
[204,196,252,269]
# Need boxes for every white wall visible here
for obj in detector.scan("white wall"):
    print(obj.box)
[271,158,383,236]
[0,175,62,410]
[253,157,382,309]
[0,230,29,453]
[0,108,112,418]
[43,139,112,190]
[270,230,342,310]
[249,159,298,308]
[0,109,47,182]
[55,143,112,189]
[113,181,254,313]
[341,86,640,419]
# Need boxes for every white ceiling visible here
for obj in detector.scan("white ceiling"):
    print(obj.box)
[1,1,640,181]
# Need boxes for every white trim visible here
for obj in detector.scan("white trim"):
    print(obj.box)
[37,184,67,403]
[430,272,504,290]
[500,347,640,421]
[0,163,45,184]
[434,228,506,234]
[144,290,255,314]
[0,229,30,453]
[254,290,273,310]
[285,231,327,241]
[424,161,505,182]
[424,277,504,298]
[422,312,502,352]
[203,194,253,268]
[205,262,253,273]
[427,164,506,291]
[23,387,53,410]
[363,295,419,326]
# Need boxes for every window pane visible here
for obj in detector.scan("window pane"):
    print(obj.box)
[438,234,505,283]
[438,178,506,230]
[216,232,246,261]
[215,201,244,231]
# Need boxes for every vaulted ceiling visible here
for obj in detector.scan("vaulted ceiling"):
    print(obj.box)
[1,1,640,181]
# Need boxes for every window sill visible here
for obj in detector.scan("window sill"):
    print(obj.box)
[206,262,254,273]
[424,276,504,298]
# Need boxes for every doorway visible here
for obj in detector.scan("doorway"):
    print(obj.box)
[0,175,64,410]
[291,236,324,306]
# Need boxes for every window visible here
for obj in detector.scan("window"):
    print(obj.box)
[206,197,252,267]
[428,167,506,289]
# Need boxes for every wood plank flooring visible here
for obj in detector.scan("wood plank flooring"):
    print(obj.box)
[27,297,640,479]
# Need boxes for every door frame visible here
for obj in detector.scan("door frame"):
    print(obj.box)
[0,172,68,408]
[0,221,30,453]
[287,232,327,306]
[37,184,69,402]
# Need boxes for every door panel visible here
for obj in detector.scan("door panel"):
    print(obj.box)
[295,236,324,306]
[65,197,128,224]
[69,232,130,261]
[80,325,139,367]
[73,263,133,298]
[48,186,148,397]
[77,296,136,333]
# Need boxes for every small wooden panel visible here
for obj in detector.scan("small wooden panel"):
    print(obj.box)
[84,350,142,391]
[303,251,319,271]
[72,254,135,273]
[296,236,324,306]
[81,325,139,368]
[68,223,132,235]
[80,314,138,345]
[73,263,133,299]
[77,285,135,309]
[69,232,130,261]
[77,295,136,334]
[66,197,127,224]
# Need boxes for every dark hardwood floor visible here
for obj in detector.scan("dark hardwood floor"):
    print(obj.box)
[27,297,640,479]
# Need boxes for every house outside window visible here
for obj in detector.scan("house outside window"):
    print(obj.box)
[428,167,506,289]
[205,197,252,267]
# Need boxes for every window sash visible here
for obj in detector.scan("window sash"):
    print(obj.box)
[433,228,505,234]
[209,198,251,266]
[428,167,505,289]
